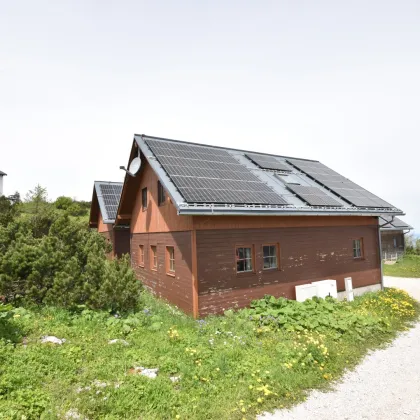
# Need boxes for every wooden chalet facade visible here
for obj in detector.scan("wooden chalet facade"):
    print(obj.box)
[89,181,130,258]
[111,134,405,318]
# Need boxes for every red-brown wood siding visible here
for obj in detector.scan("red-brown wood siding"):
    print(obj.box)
[131,231,193,314]
[113,229,131,257]
[196,224,380,316]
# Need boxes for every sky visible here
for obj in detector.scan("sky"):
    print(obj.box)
[1,1,419,231]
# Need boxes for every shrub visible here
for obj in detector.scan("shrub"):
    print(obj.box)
[0,211,142,313]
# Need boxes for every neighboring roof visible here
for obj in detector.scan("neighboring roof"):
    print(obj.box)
[89,181,123,226]
[0,171,7,176]
[379,216,413,231]
[126,134,404,217]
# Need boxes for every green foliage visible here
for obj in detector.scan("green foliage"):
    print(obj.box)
[243,295,387,339]
[0,289,417,419]
[383,254,420,277]
[0,193,20,228]
[0,186,141,312]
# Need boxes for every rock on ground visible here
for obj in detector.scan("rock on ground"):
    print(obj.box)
[260,276,420,420]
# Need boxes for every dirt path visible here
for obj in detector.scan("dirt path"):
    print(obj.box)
[259,277,420,420]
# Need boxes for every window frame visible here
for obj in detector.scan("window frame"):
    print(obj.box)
[139,244,144,267]
[235,245,255,274]
[141,187,148,211]
[158,181,166,206]
[150,245,158,271]
[262,243,280,271]
[353,238,364,259]
[166,246,175,277]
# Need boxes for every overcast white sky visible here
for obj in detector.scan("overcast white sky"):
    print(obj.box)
[1,1,419,231]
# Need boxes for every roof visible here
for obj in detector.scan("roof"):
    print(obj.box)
[90,181,123,225]
[129,134,404,217]
[0,171,7,176]
[379,216,413,231]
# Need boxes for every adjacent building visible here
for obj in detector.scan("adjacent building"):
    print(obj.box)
[89,181,130,258]
[0,171,6,196]
[379,216,413,256]
[113,134,404,317]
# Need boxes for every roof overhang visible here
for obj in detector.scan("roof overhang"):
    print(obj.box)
[177,206,404,217]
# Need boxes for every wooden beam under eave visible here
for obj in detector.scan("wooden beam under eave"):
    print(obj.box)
[117,214,131,220]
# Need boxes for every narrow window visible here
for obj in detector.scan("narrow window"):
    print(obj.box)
[166,246,175,275]
[236,246,253,273]
[353,239,363,259]
[142,187,148,210]
[393,237,397,248]
[139,245,144,267]
[158,181,166,206]
[263,244,278,270]
[150,245,157,270]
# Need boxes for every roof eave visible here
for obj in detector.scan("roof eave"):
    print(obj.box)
[177,207,404,217]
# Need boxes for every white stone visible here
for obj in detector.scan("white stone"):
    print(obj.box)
[41,336,66,345]
[132,366,159,378]
[108,339,129,345]
[170,376,180,383]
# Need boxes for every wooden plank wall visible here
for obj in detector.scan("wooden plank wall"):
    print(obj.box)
[131,231,193,314]
[196,223,380,316]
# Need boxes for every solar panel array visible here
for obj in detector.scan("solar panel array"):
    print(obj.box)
[145,139,288,205]
[98,183,123,220]
[287,159,393,208]
[286,184,343,207]
[245,153,292,172]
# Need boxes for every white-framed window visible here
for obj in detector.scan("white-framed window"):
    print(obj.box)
[263,244,278,270]
[236,246,254,273]
[353,239,363,259]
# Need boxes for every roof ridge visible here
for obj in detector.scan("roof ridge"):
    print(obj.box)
[134,133,319,163]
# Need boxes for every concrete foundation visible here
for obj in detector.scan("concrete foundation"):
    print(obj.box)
[337,283,382,300]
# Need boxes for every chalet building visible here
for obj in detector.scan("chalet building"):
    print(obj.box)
[115,134,404,317]
[379,216,413,255]
[89,181,130,258]
[0,171,6,196]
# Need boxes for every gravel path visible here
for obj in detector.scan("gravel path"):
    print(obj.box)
[260,276,420,420]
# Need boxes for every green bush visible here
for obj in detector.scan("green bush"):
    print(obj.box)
[0,194,142,313]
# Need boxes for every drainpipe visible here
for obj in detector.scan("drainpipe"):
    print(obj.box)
[378,219,384,290]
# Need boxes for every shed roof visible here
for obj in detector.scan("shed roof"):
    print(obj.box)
[89,181,123,227]
[128,134,403,217]
[379,216,413,231]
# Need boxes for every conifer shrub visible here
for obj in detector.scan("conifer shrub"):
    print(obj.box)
[0,206,142,312]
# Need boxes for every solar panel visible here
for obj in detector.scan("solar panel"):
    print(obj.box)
[98,183,123,220]
[146,139,288,205]
[245,153,292,172]
[286,184,343,207]
[287,159,394,209]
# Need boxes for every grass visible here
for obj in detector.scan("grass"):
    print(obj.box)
[383,254,420,278]
[0,288,418,420]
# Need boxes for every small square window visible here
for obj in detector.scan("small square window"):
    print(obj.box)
[158,181,166,206]
[263,244,278,270]
[142,188,148,210]
[150,245,157,270]
[236,246,253,273]
[353,239,363,259]
[139,245,144,267]
[166,246,175,275]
